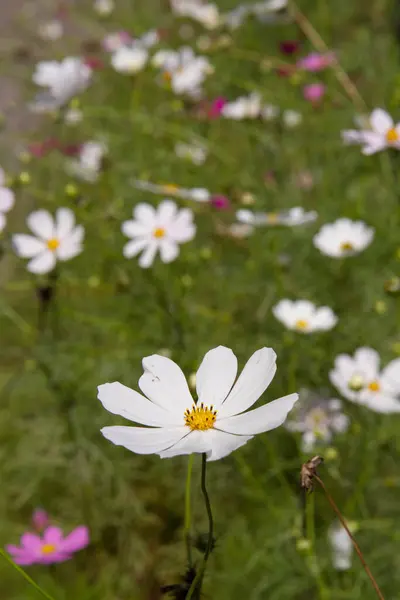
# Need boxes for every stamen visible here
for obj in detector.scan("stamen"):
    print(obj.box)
[41,544,56,555]
[368,380,380,392]
[153,227,165,238]
[47,238,60,251]
[340,241,354,252]
[295,319,309,330]
[386,128,398,143]
[184,403,217,431]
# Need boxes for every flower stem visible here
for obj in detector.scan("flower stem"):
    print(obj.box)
[184,454,194,566]
[0,548,56,600]
[186,453,214,600]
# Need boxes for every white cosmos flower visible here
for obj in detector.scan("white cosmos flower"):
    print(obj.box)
[0,167,15,233]
[282,109,302,128]
[38,20,64,41]
[153,47,212,96]
[111,46,148,74]
[98,346,298,461]
[66,141,107,182]
[31,57,92,112]
[12,208,84,274]
[329,347,400,413]
[341,108,400,155]
[122,200,195,268]
[313,218,374,258]
[94,0,115,15]
[174,142,207,165]
[237,207,317,227]
[328,523,353,570]
[273,300,338,333]
[132,179,211,202]
[222,93,262,120]
[171,0,221,28]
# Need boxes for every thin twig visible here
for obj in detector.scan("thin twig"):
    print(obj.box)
[289,1,368,114]
[313,474,385,600]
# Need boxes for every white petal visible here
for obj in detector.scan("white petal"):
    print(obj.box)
[0,187,15,213]
[27,210,55,240]
[27,250,57,274]
[381,358,400,392]
[313,307,338,330]
[121,220,150,238]
[101,425,189,454]
[159,239,179,263]
[206,429,253,461]
[12,234,46,258]
[354,347,380,377]
[123,238,149,259]
[157,200,178,226]
[369,108,393,133]
[134,203,156,225]
[361,140,387,155]
[98,382,182,426]
[217,348,277,419]
[158,430,211,458]
[55,208,76,239]
[139,354,194,415]
[0,213,5,232]
[216,393,298,434]
[196,346,238,409]
[138,241,158,268]
[56,240,83,261]
[363,393,400,413]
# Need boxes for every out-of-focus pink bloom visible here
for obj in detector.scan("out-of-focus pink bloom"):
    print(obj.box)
[84,56,104,70]
[275,65,296,78]
[60,143,82,156]
[211,195,230,210]
[279,41,300,55]
[303,83,325,104]
[208,96,227,118]
[6,525,89,565]
[32,510,49,532]
[102,31,132,52]
[28,138,60,158]
[297,52,335,72]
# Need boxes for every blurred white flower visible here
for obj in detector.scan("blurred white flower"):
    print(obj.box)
[273,300,338,333]
[13,208,84,274]
[236,207,317,227]
[313,218,374,258]
[223,5,250,29]
[285,390,349,451]
[94,0,115,15]
[222,93,261,119]
[261,104,280,120]
[341,108,400,155]
[111,46,148,74]
[171,0,221,28]
[103,31,132,52]
[329,523,353,570]
[31,57,92,112]
[139,30,161,48]
[0,167,15,233]
[330,347,400,413]
[175,141,207,164]
[98,345,298,460]
[122,200,196,268]
[133,179,211,202]
[64,107,83,125]
[38,20,64,41]
[153,47,213,96]
[283,109,302,128]
[66,141,106,182]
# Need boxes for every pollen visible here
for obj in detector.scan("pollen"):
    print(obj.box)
[386,128,398,143]
[41,544,56,555]
[162,184,179,194]
[340,241,354,252]
[184,403,217,431]
[47,238,60,251]
[295,319,309,330]
[368,380,380,392]
[153,227,166,238]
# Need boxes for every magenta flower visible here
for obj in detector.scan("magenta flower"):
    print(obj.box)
[32,509,49,532]
[211,194,231,210]
[303,83,325,104]
[6,525,89,565]
[279,40,300,55]
[297,52,335,72]
[208,97,227,119]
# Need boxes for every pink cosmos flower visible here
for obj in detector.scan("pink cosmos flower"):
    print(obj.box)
[297,52,335,72]
[32,509,49,532]
[303,83,325,104]
[279,41,300,55]
[208,96,227,119]
[6,525,89,565]
[211,195,231,210]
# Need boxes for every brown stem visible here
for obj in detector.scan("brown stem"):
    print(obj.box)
[289,1,368,114]
[314,474,385,600]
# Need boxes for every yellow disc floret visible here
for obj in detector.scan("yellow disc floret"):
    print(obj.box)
[47,238,60,251]
[368,380,380,392]
[386,128,398,143]
[295,319,309,331]
[184,403,217,431]
[153,227,166,238]
[41,544,56,555]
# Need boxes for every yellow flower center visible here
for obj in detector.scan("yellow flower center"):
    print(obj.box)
[340,241,354,252]
[295,319,309,331]
[368,380,380,392]
[266,212,279,224]
[153,227,166,238]
[162,184,179,194]
[184,403,217,431]
[47,238,60,251]
[163,71,172,83]
[41,544,56,555]
[386,128,398,143]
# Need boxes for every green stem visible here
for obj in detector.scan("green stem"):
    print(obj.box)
[184,455,194,566]
[186,454,214,600]
[305,494,329,599]
[0,548,56,600]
